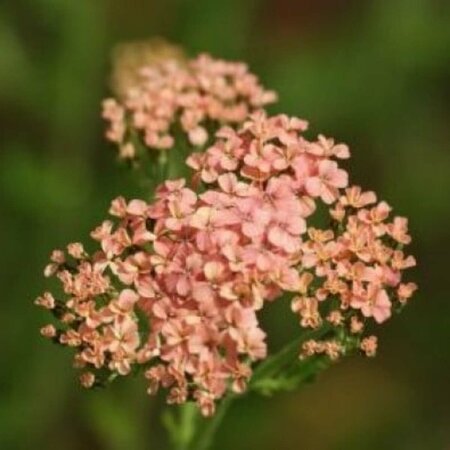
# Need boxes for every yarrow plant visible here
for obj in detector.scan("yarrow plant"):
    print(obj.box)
[102,51,276,164]
[35,41,417,450]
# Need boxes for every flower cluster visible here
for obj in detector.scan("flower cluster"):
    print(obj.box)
[37,54,417,417]
[187,113,416,360]
[294,186,417,359]
[102,54,276,159]
[37,112,354,414]
[37,192,264,415]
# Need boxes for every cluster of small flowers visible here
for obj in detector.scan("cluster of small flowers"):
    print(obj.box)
[37,189,269,416]
[187,112,416,360]
[36,247,144,384]
[293,185,417,359]
[102,53,277,159]
[36,111,351,414]
[37,110,416,415]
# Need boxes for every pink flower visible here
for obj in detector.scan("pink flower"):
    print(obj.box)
[360,336,378,357]
[397,282,417,303]
[305,160,348,204]
[79,372,96,388]
[165,252,203,297]
[192,260,228,304]
[351,285,392,323]
[229,323,267,360]
[307,135,350,159]
[387,217,411,245]
[291,296,321,328]
[40,324,57,338]
[340,186,377,209]
[267,210,305,253]
[188,126,208,146]
[109,289,139,314]
[236,197,271,242]
[35,292,56,310]
[190,206,239,251]
[357,201,392,232]
[104,316,140,354]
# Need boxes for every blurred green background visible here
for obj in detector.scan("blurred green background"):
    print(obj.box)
[1,0,449,449]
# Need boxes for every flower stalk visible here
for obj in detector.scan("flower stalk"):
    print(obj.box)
[166,324,335,450]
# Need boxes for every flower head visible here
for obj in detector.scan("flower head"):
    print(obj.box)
[37,63,417,417]
[103,53,276,159]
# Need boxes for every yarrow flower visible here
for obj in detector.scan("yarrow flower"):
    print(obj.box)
[36,109,416,416]
[102,53,277,160]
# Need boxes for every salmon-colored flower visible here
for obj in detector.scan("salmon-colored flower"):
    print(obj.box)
[360,336,378,357]
[79,372,96,388]
[305,160,348,204]
[40,324,57,338]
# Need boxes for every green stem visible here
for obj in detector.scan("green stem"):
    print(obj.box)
[250,324,333,390]
[177,402,198,450]
[164,402,198,450]
[165,325,337,450]
[190,394,236,450]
